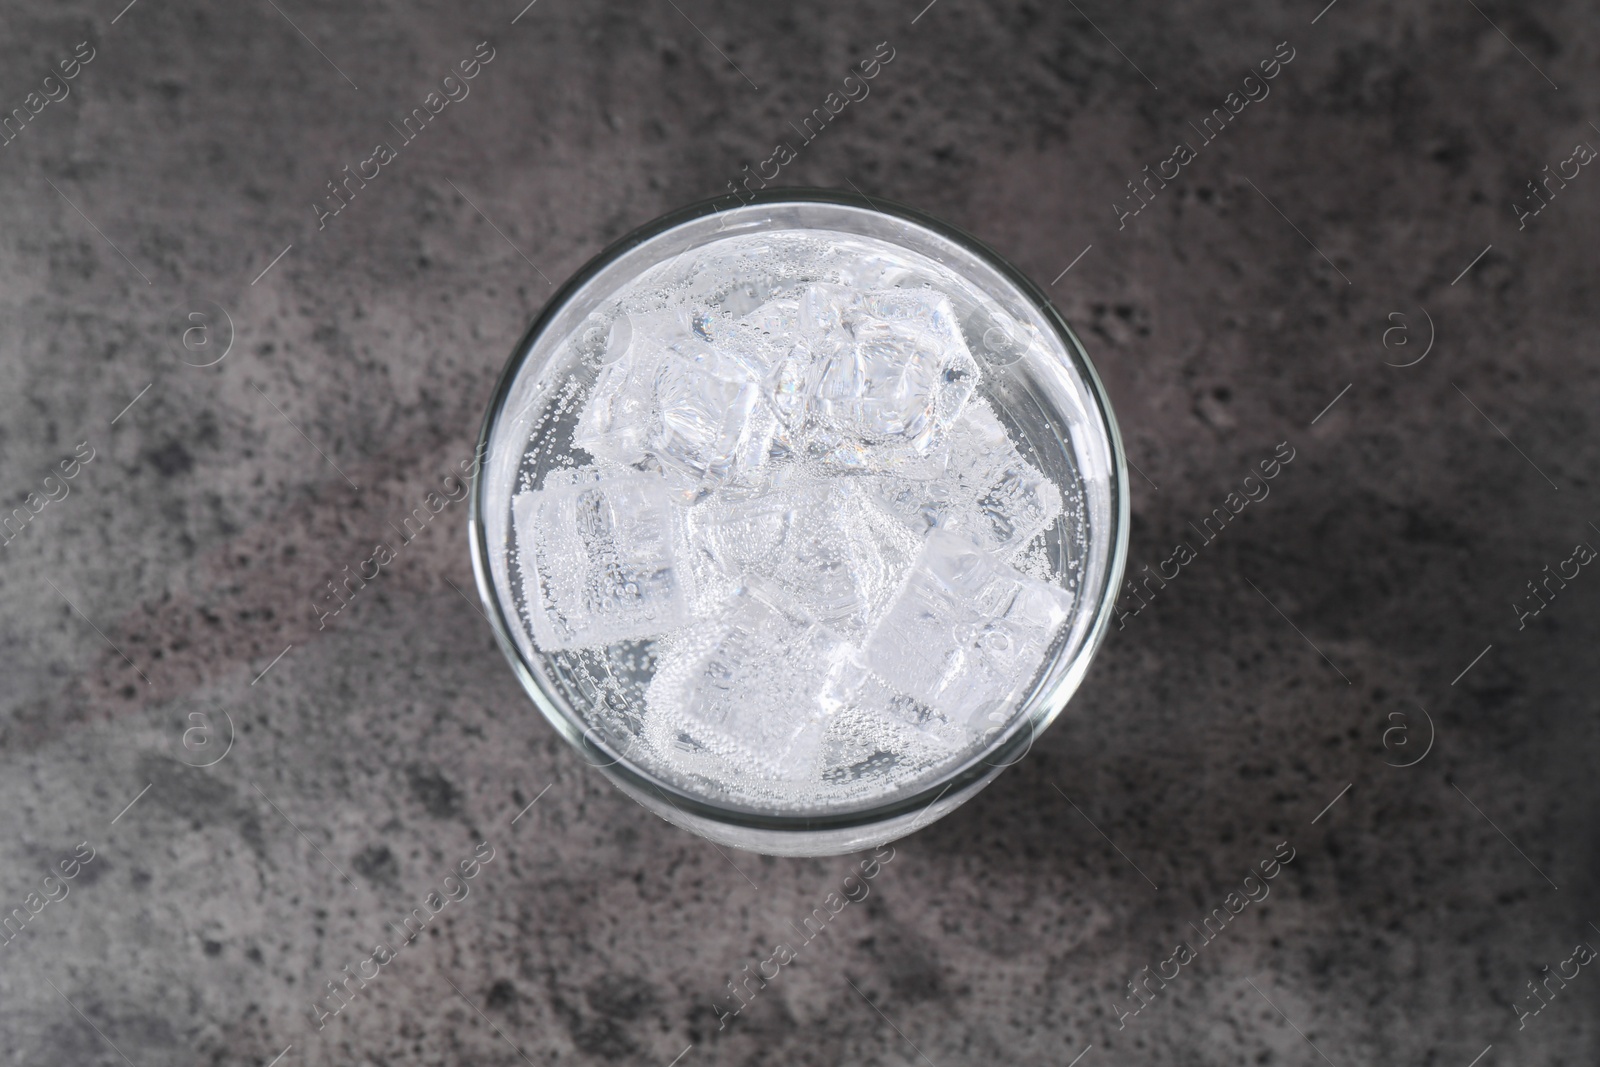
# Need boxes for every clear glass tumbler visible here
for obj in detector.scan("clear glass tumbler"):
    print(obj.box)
[469,189,1128,856]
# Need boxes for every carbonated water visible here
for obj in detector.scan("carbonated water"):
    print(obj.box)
[506,230,1082,808]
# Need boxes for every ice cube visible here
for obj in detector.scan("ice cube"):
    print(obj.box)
[797,287,981,469]
[736,286,856,437]
[652,348,777,489]
[573,308,781,493]
[741,297,801,341]
[940,403,1063,555]
[572,310,699,469]
[799,282,854,337]
[644,585,857,780]
[514,471,694,650]
[691,481,921,638]
[571,304,634,369]
[811,317,941,441]
[970,454,1062,554]
[822,666,970,750]
[854,287,970,358]
[572,352,654,467]
[861,529,1074,724]
[867,471,957,539]
[815,709,952,791]
[867,402,1062,557]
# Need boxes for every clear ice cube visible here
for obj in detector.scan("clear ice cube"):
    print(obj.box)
[862,529,1074,724]
[691,480,921,638]
[572,353,654,468]
[868,401,1062,557]
[949,403,1062,553]
[652,347,777,490]
[821,666,970,751]
[971,458,1062,554]
[815,705,954,792]
[574,311,781,494]
[798,287,982,469]
[742,297,802,341]
[855,287,971,358]
[645,585,856,780]
[748,287,844,435]
[811,318,943,440]
[867,469,956,540]
[569,309,716,467]
[799,282,853,337]
[514,471,694,650]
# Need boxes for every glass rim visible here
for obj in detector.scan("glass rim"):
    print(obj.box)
[468,186,1131,839]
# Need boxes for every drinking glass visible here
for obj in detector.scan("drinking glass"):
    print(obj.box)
[469,189,1128,856]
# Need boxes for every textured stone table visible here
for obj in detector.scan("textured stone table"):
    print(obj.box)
[0,1,1595,1064]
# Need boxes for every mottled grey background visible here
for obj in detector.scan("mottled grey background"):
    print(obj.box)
[0,0,1595,1064]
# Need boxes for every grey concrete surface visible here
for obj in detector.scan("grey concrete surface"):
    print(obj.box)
[0,0,1596,1064]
